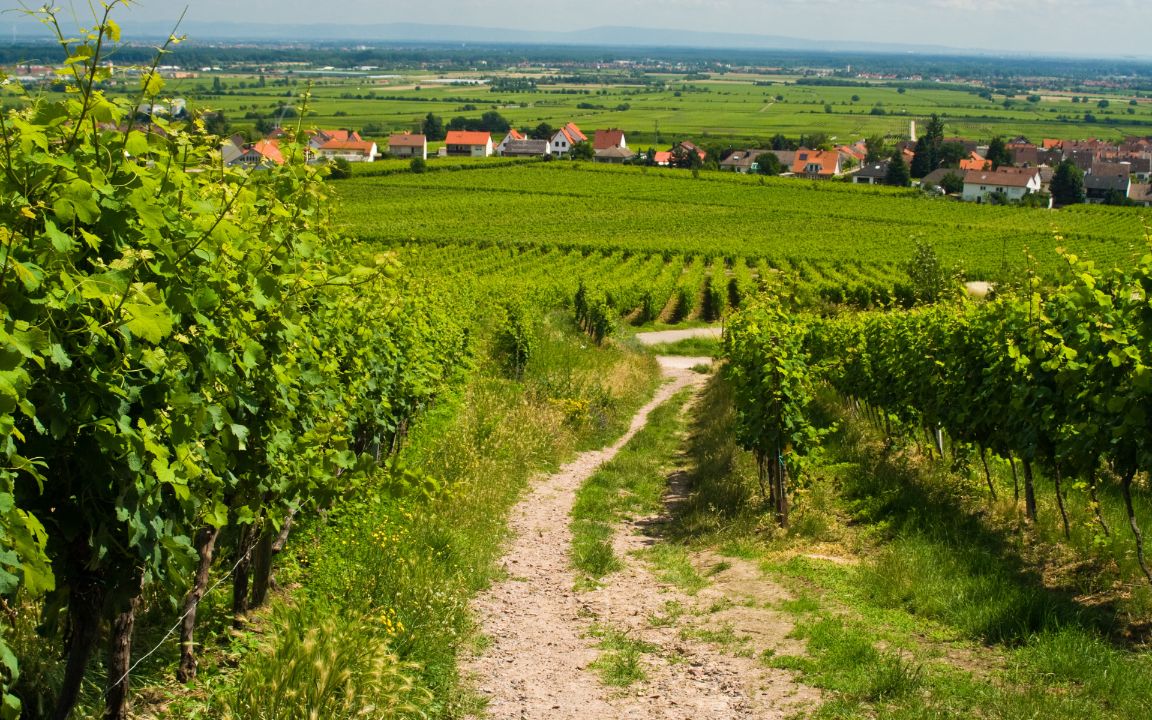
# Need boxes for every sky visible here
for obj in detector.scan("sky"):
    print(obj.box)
[10,0,1152,58]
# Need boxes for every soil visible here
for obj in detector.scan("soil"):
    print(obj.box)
[462,353,819,719]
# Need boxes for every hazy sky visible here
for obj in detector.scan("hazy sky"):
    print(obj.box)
[18,0,1152,58]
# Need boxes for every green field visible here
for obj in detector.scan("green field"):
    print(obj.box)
[153,70,1152,145]
[334,162,1151,278]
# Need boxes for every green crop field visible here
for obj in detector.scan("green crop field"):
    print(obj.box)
[153,69,1152,145]
[334,162,1151,278]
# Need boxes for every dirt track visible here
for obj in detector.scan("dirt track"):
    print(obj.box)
[462,355,817,719]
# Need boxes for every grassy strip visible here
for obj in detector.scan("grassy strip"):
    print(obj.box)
[570,388,692,584]
[640,336,721,357]
[669,374,1152,719]
[586,625,658,687]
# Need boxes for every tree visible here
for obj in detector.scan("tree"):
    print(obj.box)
[480,110,510,133]
[756,152,783,176]
[938,171,964,195]
[986,136,1012,169]
[769,133,791,151]
[410,157,427,174]
[864,134,886,163]
[529,122,554,140]
[902,240,955,304]
[909,113,945,178]
[1050,159,1086,205]
[671,143,703,169]
[937,141,967,168]
[421,112,445,141]
[569,140,594,161]
[885,150,911,187]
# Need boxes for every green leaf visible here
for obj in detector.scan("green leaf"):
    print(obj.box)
[121,300,173,343]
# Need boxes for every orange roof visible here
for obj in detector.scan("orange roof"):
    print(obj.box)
[445,130,491,145]
[251,139,284,165]
[320,139,375,152]
[388,133,426,147]
[314,129,361,142]
[557,122,587,145]
[959,152,989,171]
[791,148,840,175]
[507,129,525,141]
[1042,138,1063,150]
[653,151,672,164]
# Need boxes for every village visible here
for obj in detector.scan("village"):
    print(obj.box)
[222,117,1152,207]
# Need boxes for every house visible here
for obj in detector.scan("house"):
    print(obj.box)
[1128,183,1152,206]
[854,162,889,184]
[315,137,379,163]
[388,133,427,159]
[958,152,989,171]
[308,129,361,151]
[719,149,766,173]
[551,122,587,156]
[227,138,285,168]
[1084,173,1131,203]
[676,140,706,161]
[961,168,1041,202]
[594,146,635,164]
[501,138,552,157]
[652,150,673,166]
[444,130,493,157]
[791,148,842,178]
[496,129,525,155]
[593,128,627,151]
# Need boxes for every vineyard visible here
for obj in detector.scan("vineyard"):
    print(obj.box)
[334,162,1151,278]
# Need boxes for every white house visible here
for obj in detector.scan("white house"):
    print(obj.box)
[314,138,379,162]
[550,122,587,157]
[962,169,1041,202]
[388,133,427,159]
[496,129,526,155]
[444,130,493,157]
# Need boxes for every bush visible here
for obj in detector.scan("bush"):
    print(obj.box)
[410,157,427,174]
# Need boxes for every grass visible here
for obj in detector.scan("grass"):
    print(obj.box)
[51,311,663,719]
[641,336,721,357]
[658,373,1152,719]
[636,544,707,594]
[587,625,658,687]
[570,388,693,583]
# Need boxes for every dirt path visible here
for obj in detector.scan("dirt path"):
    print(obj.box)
[463,358,817,719]
[634,327,723,346]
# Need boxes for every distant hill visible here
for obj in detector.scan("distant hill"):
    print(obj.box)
[3,20,981,56]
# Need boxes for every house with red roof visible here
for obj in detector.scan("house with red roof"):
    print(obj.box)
[593,128,627,151]
[551,122,587,157]
[791,148,842,178]
[308,129,362,151]
[315,137,379,163]
[388,133,427,159]
[958,152,989,171]
[444,130,493,157]
[962,168,1041,202]
[227,138,285,168]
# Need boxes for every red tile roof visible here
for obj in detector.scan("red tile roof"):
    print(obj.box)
[557,122,587,145]
[791,148,840,176]
[251,139,284,165]
[594,128,625,150]
[320,139,376,152]
[507,129,525,141]
[959,152,988,171]
[388,133,426,147]
[444,130,491,145]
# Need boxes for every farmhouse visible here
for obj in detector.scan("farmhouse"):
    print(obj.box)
[496,129,526,155]
[551,122,587,157]
[961,168,1041,202]
[853,162,888,185]
[314,138,379,163]
[719,149,765,173]
[388,133,427,159]
[593,129,627,150]
[791,148,841,178]
[594,146,634,164]
[308,129,361,151]
[226,138,285,168]
[444,130,493,157]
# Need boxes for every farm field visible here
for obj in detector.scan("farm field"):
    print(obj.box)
[131,68,1152,144]
[334,162,1151,280]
